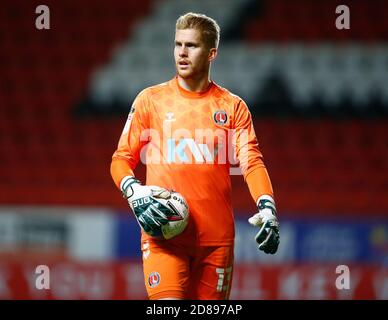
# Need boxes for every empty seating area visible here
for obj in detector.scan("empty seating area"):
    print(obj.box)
[245,0,388,43]
[0,0,153,205]
[0,0,387,217]
[232,119,388,216]
[260,119,387,215]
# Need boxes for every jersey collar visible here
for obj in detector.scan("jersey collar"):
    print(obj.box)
[174,76,214,99]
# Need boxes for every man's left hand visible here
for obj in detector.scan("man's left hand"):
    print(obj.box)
[248,195,280,254]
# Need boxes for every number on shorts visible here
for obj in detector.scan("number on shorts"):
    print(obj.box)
[216,266,232,294]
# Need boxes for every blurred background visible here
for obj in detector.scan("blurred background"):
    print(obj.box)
[0,0,387,299]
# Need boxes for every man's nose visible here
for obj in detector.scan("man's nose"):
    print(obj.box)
[179,46,188,56]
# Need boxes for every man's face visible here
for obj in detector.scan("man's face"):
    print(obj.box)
[174,28,215,79]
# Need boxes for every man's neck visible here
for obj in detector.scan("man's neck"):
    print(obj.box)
[177,74,211,93]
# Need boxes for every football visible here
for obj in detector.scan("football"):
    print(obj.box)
[148,191,190,240]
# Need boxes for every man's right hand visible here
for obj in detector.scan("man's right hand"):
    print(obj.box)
[120,176,174,233]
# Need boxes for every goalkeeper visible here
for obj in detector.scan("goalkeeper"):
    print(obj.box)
[110,12,279,300]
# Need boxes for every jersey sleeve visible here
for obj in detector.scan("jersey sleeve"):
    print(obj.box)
[232,99,274,202]
[110,90,151,189]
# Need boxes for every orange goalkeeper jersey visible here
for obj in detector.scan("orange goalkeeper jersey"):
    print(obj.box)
[111,77,273,246]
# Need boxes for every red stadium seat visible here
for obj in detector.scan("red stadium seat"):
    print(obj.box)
[244,0,388,43]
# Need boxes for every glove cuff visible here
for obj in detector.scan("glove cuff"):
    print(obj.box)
[256,195,277,216]
[120,176,141,199]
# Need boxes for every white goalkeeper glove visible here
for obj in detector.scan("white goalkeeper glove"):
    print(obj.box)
[120,176,174,234]
[248,195,280,254]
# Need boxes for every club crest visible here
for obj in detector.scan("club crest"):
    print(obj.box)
[213,110,228,125]
[148,272,161,288]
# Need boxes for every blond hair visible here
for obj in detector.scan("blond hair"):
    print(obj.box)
[176,12,220,49]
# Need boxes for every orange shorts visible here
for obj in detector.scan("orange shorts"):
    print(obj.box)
[141,240,234,300]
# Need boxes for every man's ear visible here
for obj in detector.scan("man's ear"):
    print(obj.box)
[209,48,217,62]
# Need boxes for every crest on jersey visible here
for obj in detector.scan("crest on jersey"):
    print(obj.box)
[213,110,228,125]
[148,272,161,288]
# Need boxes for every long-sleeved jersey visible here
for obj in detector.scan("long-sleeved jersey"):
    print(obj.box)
[111,77,274,246]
